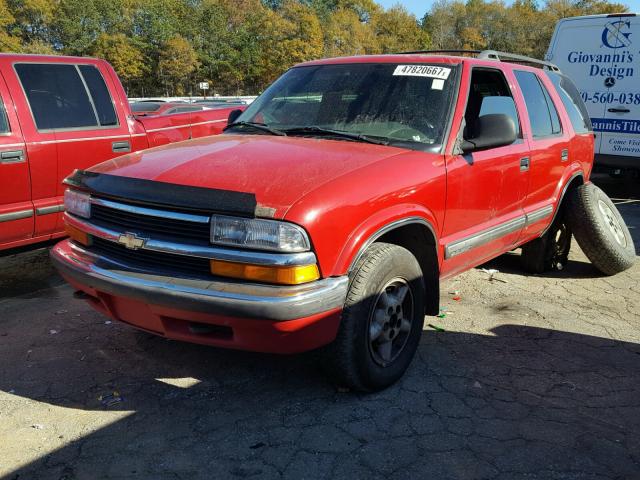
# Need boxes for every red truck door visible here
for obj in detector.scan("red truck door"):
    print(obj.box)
[441,67,529,277]
[10,61,133,236]
[0,73,31,246]
[512,69,568,238]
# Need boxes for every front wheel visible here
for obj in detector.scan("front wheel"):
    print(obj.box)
[322,243,425,391]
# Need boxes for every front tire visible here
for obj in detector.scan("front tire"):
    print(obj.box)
[566,183,635,275]
[323,243,425,391]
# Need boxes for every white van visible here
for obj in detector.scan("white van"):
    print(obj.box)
[546,13,640,173]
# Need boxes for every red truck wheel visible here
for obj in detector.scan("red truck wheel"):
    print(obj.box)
[520,215,572,273]
[323,243,425,392]
[567,183,636,275]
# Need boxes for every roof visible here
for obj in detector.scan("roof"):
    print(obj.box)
[0,53,101,63]
[296,50,560,73]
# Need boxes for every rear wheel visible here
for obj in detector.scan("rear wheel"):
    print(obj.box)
[566,183,635,275]
[520,214,572,273]
[323,243,425,391]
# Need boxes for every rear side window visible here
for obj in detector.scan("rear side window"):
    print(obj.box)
[15,63,118,131]
[78,65,117,126]
[547,72,592,134]
[514,70,562,138]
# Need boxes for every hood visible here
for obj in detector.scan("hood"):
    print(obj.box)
[90,134,409,217]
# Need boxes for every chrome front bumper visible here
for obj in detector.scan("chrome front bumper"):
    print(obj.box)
[51,240,349,321]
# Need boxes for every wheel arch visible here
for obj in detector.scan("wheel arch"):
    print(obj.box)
[541,171,585,236]
[348,217,440,316]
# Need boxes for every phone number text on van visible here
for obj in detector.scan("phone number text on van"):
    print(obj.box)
[581,91,640,105]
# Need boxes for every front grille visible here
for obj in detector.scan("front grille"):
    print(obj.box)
[90,237,211,276]
[91,203,211,242]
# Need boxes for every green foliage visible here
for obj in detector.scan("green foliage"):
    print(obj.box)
[0,0,630,95]
[158,34,199,95]
[91,33,148,90]
[423,0,628,59]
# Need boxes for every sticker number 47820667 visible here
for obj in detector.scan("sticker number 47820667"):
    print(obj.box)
[393,65,451,80]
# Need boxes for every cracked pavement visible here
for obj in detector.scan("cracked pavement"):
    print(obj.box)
[0,174,639,480]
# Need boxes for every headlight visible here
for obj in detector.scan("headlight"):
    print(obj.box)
[210,215,310,252]
[64,189,91,218]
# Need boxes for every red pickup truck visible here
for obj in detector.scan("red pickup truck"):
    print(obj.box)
[52,51,635,391]
[0,54,239,251]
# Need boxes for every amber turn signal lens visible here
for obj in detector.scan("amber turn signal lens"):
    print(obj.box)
[210,260,320,285]
[64,223,91,246]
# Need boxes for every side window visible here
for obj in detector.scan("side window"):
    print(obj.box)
[15,63,118,131]
[16,64,97,130]
[0,99,10,134]
[78,65,118,126]
[464,68,521,140]
[540,82,561,134]
[514,70,561,138]
[547,72,592,134]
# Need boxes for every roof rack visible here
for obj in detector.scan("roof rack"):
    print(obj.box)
[397,49,561,72]
[400,49,482,56]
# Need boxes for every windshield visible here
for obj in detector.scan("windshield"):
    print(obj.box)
[230,63,458,149]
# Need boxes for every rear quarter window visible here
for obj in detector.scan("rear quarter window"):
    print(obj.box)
[78,65,118,127]
[546,71,593,134]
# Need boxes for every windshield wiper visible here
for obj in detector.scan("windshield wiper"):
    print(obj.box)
[223,121,286,136]
[282,126,389,145]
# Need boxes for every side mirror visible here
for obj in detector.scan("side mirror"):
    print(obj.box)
[227,109,243,125]
[461,113,517,153]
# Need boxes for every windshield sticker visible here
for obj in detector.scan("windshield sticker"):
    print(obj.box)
[431,78,445,90]
[393,65,451,79]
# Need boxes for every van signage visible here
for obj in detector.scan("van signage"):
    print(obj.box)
[565,21,634,81]
[546,14,640,166]
[591,118,640,134]
[602,20,633,48]
[567,50,634,80]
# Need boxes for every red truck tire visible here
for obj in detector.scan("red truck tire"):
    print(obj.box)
[322,243,425,392]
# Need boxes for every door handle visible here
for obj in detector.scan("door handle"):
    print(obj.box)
[607,107,630,113]
[112,141,131,153]
[520,157,529,172]
[0,149,25,164]
[561,149,569,162]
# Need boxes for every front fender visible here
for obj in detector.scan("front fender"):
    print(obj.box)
[283,150,447,278]
[333,206,440,277]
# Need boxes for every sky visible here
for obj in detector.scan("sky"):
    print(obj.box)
[377,0,640,18]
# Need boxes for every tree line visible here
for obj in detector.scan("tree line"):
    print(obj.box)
[0,0,628,97]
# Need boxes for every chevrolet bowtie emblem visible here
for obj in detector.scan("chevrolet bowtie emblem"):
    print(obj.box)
[118,232,146,250]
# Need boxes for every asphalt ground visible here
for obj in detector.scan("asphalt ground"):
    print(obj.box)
[0,174,638,480]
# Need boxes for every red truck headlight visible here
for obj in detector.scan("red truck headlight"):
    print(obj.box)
[210,215,310,252]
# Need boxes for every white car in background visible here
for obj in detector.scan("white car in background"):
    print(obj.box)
[546,13,640,175]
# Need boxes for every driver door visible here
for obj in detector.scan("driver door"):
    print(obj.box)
[441,67,529,277]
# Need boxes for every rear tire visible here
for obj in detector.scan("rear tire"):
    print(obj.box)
[322,243,425,392]
[566,183,635,275]
[520,214,572,273]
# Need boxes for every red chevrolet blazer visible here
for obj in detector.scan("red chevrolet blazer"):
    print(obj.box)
[51,51,635,390]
